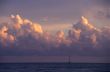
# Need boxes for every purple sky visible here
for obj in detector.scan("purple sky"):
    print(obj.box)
[0,0,98,24]
[0,0,110,27]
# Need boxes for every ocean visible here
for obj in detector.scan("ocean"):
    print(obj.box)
[0,63,110,72]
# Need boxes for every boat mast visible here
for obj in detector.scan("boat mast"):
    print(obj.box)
[68,55,71,64]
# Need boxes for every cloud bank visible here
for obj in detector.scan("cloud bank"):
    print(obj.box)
[0,15,110,57]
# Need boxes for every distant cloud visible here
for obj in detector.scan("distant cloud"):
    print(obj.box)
[0,15,110,57]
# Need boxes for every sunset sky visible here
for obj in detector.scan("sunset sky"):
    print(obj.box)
[0,0,110,63]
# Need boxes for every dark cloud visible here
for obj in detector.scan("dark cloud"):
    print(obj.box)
[88,0,110,20]
[94,0,110,6]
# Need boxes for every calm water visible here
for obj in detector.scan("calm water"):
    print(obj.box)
[0,63,110,72]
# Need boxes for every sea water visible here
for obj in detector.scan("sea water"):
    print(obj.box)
[0,63,110,72]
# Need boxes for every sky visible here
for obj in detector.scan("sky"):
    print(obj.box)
[0,0,89,20]
[0,0,110,63]
[0,0,110,28]
[0,1,108,21]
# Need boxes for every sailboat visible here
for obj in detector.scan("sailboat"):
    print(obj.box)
[67,56,72,69]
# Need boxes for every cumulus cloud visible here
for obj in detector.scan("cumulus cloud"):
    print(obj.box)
[0,14,43,47]
[0,15,110,57]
